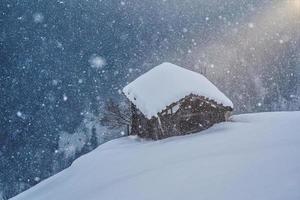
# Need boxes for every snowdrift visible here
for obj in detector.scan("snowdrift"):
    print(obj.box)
[11,112,300,200]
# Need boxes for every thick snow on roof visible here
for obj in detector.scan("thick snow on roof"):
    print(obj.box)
[123,62,233,119]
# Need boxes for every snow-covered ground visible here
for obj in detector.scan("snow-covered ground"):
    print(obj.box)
[11,112,300,200]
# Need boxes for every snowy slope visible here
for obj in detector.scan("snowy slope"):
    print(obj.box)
[11,112,300,200]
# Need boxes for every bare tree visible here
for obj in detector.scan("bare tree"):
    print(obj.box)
[100,99,131,135]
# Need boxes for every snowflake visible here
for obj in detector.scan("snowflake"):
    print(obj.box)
[89,54,106,69]
[63,94,68,101]
[33,13,44,23]
[34,177,41,182]
[17,111,23,118]
[248,23,255,28]
[52,79,58,86]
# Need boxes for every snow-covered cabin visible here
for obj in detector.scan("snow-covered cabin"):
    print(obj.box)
[123,62,233,140]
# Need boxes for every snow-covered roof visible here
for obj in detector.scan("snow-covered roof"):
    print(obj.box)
[123,62,233,119]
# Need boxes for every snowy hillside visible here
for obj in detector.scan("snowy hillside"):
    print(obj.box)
[11,112,300,200]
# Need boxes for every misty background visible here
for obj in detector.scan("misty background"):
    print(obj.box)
[1,0,299,199]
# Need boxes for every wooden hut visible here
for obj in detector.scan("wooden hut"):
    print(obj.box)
[123,62,233,140]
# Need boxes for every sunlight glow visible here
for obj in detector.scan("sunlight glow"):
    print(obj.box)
[185,0,300,81]
[288,0,300,11]
[294,0,300,8]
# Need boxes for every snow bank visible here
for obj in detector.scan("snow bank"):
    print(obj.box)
[123,62,233,119]
[11,112,300,200]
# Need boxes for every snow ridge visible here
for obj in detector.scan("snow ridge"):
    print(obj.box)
[11,112,300,200]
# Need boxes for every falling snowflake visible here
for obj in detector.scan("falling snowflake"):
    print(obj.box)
[34,177,40,182]
[63,94,68,101]
[16,111,26,120]
[52,79,58,86]
[33,13,44,23]
[56,41,64,49]
[89,54,106,69]
[248,23,254,28]
[16,111,22,118]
